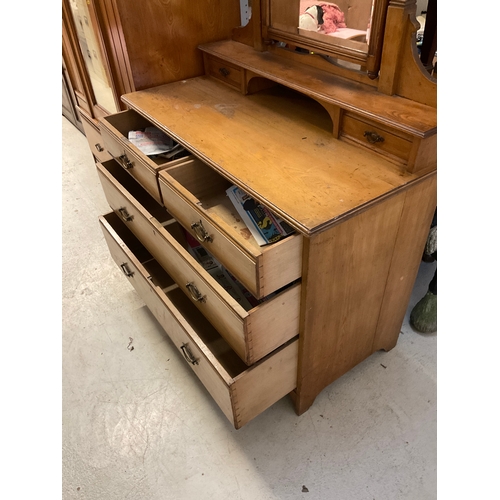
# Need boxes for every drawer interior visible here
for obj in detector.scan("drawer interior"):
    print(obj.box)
[164,158,293,252]
[104,109,190,166]
[104,212,248,378]
[101,159,173,225]
[162,220,263,312]
[101,159,271,311]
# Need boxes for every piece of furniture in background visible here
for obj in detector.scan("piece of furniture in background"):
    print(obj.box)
[62,0,241,160]
[62,57,84,133]
[70,0,437,428]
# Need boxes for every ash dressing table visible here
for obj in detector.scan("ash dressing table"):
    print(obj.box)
[95,0,436,428]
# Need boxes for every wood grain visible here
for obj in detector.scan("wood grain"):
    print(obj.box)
[294,178,434,415]
[113,0,241,91]
[122,77,425,235]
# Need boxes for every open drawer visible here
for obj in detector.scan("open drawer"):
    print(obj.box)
[99,211,298,429]
[158,158,303,299]
[96,159,301,365]
[99,109,191,204]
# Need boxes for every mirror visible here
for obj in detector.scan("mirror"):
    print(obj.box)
[298,1,372,51]
[68,0,118,113]
[263,0,389,77]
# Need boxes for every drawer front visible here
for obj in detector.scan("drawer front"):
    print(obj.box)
[159,173,258,294]
[100,119,164,204]
[97,161,301,365]
[204,54,243,91]
[159,160,303,299]
[80,113,112,163]
[341,113,413,164]
[99,212,299,429]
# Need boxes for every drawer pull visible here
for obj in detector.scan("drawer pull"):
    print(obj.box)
[120,262,134,277]
[118,207,134,222]
[191,220,213,243]
[186,282,207,303]
[363,131,385,144]
[180,342,199,365]
[118,153,134,169]
[95,143,104,152]
[219,67,230,77]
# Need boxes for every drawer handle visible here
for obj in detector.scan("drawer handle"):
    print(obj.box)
[363,131,385,144]
[186,282,207,303]
[118,207,134,222]
[219,67,230,77]
[95,143,104,152]
[180,343,199,365]
[118,153,134,169]
[120,262,134,277]
[191,220,213,243]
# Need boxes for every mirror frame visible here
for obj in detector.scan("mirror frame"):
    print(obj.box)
[261,0,390,78]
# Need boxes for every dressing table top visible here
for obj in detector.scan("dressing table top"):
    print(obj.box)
[122,76,431,235]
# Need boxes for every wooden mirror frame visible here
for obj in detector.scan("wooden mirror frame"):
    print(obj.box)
[260,0,390,78]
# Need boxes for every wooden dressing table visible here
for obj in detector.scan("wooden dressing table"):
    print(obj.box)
[92,0,437,428]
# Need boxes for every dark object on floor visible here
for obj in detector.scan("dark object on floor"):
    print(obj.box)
[410,269,437,333]
[410,210,437,333]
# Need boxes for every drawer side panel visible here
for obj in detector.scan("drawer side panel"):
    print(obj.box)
[232,339,298,429]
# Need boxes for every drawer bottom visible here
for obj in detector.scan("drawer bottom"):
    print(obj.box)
[99,211,298,428]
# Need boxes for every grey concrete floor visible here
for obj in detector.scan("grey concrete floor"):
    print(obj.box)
[62,116,437,500]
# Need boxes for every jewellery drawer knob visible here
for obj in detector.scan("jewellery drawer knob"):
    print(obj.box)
[191,220,213,243]
[180,343,199,365]
[186,282,206,303]
[95,143,104,152]
[363,131,385,144]
[118,153,134,169]
[219,67,230,77]
[118,207,134,222]
[120,262,134,277]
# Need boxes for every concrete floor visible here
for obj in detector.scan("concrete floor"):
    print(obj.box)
[62,116,437,500]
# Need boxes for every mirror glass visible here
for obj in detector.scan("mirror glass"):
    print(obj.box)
[297,1,374,52]
[68,0,118,114]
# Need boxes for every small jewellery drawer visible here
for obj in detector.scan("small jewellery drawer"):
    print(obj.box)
[99,109,190,204]
[96,159,301,365]
[158,158,303,299]
[99,211,298,429]
[80,113,112,164]
[340,112,413,165]
[203,54,243,91]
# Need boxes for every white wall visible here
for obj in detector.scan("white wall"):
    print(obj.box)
[416,0,428,16]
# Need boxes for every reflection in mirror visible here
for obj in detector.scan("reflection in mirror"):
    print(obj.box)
[297,1,374,51]
[68,0,118,114]
[239,0,251,27]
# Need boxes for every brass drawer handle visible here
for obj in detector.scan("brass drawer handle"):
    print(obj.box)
[186,282,206,303]
[191,220,213,243]
[219,67,230,77]
[120,262,134,277]
[95,143,104,152]
[180,343,199,365]
[118,153,134,169]
[363,131,385,144]
[118,207,134,222]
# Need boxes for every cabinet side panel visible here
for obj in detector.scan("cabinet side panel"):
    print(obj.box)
[372,173,437,351]
[295,190,408,415]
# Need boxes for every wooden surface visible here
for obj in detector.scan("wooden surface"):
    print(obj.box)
[199,40,437,137]
[378,1,436,106]
[113,0,241,91]
[158,162,303,298]
[294,172,436,414]
[97,160,300,365]
[80,113,112,163]
[100,211,299,429]
[122,77,429,236]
